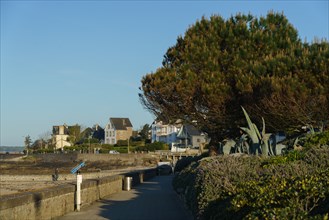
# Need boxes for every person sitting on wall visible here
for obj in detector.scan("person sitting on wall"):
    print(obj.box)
[52,168,59,181]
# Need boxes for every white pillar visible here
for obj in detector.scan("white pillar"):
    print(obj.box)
[76,173,82,211]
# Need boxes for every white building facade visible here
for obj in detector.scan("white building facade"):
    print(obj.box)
[105,121,116,145]
[52,125,71,150]
[151,120,181,144]
[151,120,209,149]
[104,118,133,145]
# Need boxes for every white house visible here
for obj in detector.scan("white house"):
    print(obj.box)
[151,120,181,144]
[52,125,71,150]
[104,118,133,145]
[151,120,208,150]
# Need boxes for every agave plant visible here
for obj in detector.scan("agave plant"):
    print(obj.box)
[221,139,236,155]
[240,107,261,155]
[236,133,249,154]
[260,117,275,156]
[240,107,277,157]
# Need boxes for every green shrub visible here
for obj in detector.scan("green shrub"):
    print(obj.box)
[34,148,55,154]
[130,140,145,147]
[172,160,200,216]
[174,153,208,173]
[116,140,128,146]
[135,141,168,152]
[101,144,114,149]
[303,130,329,148]
[173,147,329,219]
[174,155,262,219]
[261,149,306,167]
[231,166,329,219]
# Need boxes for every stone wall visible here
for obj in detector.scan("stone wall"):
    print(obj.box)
[76,153,156,164]
[0,184,75,220]
[0,169,156,220]
[33,153,158,165]
[1,168,154,182]
[80,175,123,207]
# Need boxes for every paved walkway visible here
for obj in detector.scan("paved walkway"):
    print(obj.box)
[56,175,193,220]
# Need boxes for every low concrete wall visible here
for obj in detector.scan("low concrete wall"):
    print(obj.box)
[0,169,156,220]
[80,175,123,207]
[124,168,158,186]
[33,153,158,164]
[1,167,155,182]
[0,184,76,220]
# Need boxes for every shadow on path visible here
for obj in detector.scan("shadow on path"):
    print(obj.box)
[56,175,193,220]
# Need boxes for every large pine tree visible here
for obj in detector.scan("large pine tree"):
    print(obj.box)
[140,12,329,142]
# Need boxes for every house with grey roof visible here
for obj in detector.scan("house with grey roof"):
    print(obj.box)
[176,124,208,149]
[151,120,181,144]
[104,118,133,145]
[151,120,208,149]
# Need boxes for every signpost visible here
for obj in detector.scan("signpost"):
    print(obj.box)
[71,162,85,211]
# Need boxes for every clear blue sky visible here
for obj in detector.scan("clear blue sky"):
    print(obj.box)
[1,0,328,146]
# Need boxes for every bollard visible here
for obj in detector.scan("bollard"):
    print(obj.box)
[123,177,133,191]
[76,173,82,211]
[139,172,144,183]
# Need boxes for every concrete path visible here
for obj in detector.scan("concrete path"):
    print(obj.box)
[56,175,193,220]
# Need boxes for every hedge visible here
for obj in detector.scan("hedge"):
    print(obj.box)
[173,147,329,219]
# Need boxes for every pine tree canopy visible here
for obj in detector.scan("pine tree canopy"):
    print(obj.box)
[139,12,329,142]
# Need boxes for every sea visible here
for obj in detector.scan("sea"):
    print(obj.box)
[0,146,25,154]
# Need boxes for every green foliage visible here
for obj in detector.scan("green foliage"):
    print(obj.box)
[115,139,145,147]
[303,130,329,148]
[82,138,100,144]
[115,140,129,146]
[63,145,88,152]
[24,135,32,148]
[261,150,306,167]
[139,124,150,140]
[140,12,329,142]
[135,141,168,151]
[173,146,329,219]
[173,156,262,219]
[172,160,200,214]
[174,153,208,173]
[113,146,133,154]
[231,169,329,219]
[62,144,138,154]
[67,125,82,144]
[34,148,55,154]
[101,144,114,149]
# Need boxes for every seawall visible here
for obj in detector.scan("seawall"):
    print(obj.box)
[0,168,157,220]
[32,153,158,164]
[0,167,154,182]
